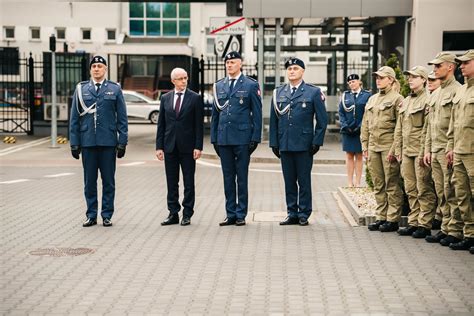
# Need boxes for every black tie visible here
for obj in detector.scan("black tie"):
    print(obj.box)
[229,79,236,93]
[353,92,357,99]
[291,87,297,96]
[95,83,101,93]
[175,92,183,115]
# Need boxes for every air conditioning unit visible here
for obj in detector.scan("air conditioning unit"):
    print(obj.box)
[44,103,68,121]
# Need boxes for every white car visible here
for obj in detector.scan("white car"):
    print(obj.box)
[123,90,160,124]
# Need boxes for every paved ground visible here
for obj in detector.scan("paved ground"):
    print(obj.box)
[1,123,473,315]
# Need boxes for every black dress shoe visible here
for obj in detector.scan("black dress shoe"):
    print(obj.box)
[180,217,191,226]
[425,231,447,243]
[235,219,246,226]
[103,218,113,227]
[412,227,430,239]
[368,220,386,231]
[83,218,97,227]
[161,213,179,226]
[469,246,474,254]
[431,218,442,230]
[379,221,399,232]
[449,237,474,250]
[279,217,299,225]
[440,235,462,247]
[299,218,309,226]
[219,218,236,226]
[398,226,417,236]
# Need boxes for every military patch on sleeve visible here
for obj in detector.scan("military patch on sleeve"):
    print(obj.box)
[257,89,261,96]
[320,91,326,101]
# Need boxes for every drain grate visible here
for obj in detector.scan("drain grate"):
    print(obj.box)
[28,247,94,257]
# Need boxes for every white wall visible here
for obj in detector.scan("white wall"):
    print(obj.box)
[409,0,474,68]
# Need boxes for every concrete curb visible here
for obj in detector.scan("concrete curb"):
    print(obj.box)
[336,187,408,227]
[201,152,345,165]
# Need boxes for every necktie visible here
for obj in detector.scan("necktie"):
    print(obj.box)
[291,87,297,96]
[353,92,357,99]
[175,92,183,115]
[95,83,101,93]
[229,79,236,93]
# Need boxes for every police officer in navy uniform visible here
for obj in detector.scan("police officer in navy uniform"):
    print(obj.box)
[269,57,328,226]
[69,55,128,227]
[211,51,263,226]
[338,74,371,187]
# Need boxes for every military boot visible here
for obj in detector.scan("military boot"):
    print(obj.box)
[431,218,442,230]
[469,246,474,254]
[368,220,386,231]
[379,221,399,232]
[397,226,417,236]
[425,231,446,243]
[449,237,474,251]
[412,227,431,239]
[440,235,462,247]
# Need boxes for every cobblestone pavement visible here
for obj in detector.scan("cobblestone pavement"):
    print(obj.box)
[1,124,473,315]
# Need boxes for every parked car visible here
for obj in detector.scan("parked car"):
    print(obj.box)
[123,90,160,124]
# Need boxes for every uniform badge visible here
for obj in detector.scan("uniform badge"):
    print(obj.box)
[105,91,114,95]
[302,99,307,108]
[239,97,244,104]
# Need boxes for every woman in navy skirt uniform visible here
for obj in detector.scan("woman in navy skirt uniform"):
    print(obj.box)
[338,74,371,187]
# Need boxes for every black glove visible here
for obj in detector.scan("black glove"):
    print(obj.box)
[249,142,258,155]
[116,144,126,159]
[71,146,81,159]
[310,145,320,156]
[271,147,281,159]
[213,143,220,157]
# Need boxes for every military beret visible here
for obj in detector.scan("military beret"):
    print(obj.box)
[372,66,395,78]
[285,57,305,69]
[347,74,360,82]
[90,55,107,68]
[403,65,428,79]
[428,52,457,65]
[224,51,242,62]
[455,49,474,62]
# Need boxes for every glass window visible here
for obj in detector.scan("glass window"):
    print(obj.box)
[5,27,15,39]
[163,21,177,36]
[130,20,144,36]
[146,3,161,18]
[124,94,146,103]
[162,3,177,18]
[56,28,66,40]
[30,27,40,40]
[129,2,190,37]
[147,21,161,36]
[179,21,190,37]
[82,29,91,40]
[179,3,190,18]
[107,29,116,40]
[130,3,144,18]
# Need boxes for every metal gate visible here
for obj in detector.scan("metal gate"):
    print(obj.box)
[0,49,88,135]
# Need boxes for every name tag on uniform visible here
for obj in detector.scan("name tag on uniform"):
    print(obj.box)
[105,91,114,95]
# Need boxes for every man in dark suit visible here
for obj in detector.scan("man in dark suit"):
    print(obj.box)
[69,55,128,228]
[156,67,204,226]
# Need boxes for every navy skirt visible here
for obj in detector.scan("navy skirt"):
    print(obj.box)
[341,133,362,153]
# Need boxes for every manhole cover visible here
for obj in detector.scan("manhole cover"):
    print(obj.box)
[28,247,94,257]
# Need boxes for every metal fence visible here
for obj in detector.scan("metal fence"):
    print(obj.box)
[0,51,88,134]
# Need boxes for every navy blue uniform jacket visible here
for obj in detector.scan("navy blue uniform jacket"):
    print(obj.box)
[269,81,328,151]
[69,80,128,147]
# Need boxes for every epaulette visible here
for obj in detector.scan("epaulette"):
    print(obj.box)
[107,80,120,86]
[305,83,319,89]
[246,75,257,82]
[79,80,89,85]
[216,78,225,83]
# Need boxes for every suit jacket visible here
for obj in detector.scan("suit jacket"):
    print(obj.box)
[155,88,204,154]
[210,74,263,145]
[269,81,328,151]
[338,89,371,134]
[69,79,128,147]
